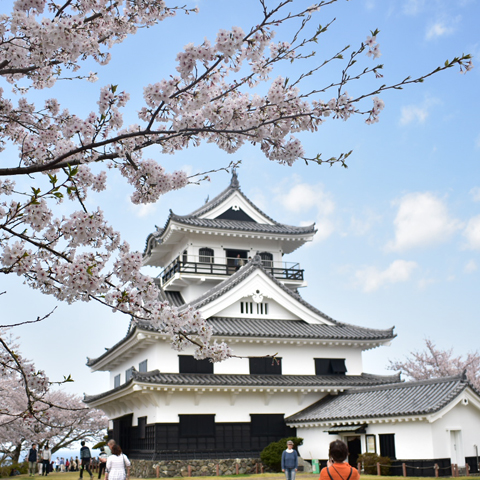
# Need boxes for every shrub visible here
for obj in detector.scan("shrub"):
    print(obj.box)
[260,437,303,472]
[0,461,28,478]
[357,452,391,475]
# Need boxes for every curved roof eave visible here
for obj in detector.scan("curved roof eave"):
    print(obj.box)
[286,374,472,424]
[84,370,403,405]
[143,172,317,257]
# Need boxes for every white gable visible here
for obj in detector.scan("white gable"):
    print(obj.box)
[215,296,301,320]
[198,268,334,325]
[199,191,274,225]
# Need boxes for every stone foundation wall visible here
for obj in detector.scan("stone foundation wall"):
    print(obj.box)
[130,458,265,478]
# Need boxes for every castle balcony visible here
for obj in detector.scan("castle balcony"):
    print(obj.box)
[158,255,305,291]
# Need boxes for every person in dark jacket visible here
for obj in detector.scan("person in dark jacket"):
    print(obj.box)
[79,442,93,479]
[281,440,298,480]
[27,444,37,477]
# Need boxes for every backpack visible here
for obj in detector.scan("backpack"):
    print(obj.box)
[326,466,353,480]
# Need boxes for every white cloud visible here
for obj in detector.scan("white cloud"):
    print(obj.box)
[355,260,418,292]
[417,277,436,290]
[470,187,480,202]
[464,259,478,273]
[277,183,336,243]
[314,219,335,242]
[349,210,382,236]
[278,183,334,216]
[464,215,480,249]
[425,21,456,40]
[402,0,425,15]
[399,98,440,126]
[128,200,158,218]
[386,192,462,251]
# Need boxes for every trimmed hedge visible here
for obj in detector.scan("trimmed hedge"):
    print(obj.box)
[260,437,303,472]
[357,452,391,475]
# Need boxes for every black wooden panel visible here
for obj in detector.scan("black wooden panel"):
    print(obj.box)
[179,355,213,374]
[379,433,396,460]
[249,357,282,375]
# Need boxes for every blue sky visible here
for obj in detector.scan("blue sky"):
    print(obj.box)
[1,0,479,398]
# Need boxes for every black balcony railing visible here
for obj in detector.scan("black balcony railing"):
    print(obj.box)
[160,259,304,285]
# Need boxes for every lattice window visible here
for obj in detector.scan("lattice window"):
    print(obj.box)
[259,252,273,268]
[240,301,268,315]
[199,247,214,263]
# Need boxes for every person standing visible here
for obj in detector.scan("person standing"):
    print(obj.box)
[27,444,37,477]
[41,445,52,476]
[98,448,107,479]
[105,444,130,480]
[80,441,94,480]
[281,440,298,480]
[319,440,360,480]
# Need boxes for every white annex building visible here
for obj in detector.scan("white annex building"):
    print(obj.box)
[85,173,480,475]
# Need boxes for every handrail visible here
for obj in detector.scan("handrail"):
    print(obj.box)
[159,257,304,285]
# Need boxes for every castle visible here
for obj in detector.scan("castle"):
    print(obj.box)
[85,173,480,475]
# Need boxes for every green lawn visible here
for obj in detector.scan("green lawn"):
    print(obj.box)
[5,471,467,480]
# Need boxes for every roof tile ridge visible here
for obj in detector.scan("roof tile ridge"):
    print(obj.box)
[187,182,237,217]
[348,375,463,395]
[182,261,258,312]
[143,210,174,255]
[262,263,393,334]
[185,259,395,337]
[86,321,139,367]
[236,186,314,230]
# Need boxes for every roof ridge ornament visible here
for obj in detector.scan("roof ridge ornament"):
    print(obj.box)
[230,168,240,189]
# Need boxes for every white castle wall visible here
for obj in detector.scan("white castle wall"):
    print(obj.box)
[120,389,328,426]
[296,398,480,464]
[106,339,364,380]
[431,400,480,462]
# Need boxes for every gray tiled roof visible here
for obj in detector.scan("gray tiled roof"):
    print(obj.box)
[187,171,277,222]
[286,374,471,423]
[164,291,186,307]
[183,259,395,339]
[143,172,315,256]
[84,371,402,404]
[208,317,394,340]
[86,260,395,368]
[168,213,315,235]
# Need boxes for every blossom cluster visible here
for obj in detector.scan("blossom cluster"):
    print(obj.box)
[0,334,108,449]
[0,0,473,374]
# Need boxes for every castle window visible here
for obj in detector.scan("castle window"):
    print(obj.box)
[315,358,347,375]
[138,416,147,439]
[249,357,282,375]
[125,367,133,382]
[139,359,148,373]
[182,249,188,263]
[199,247,214,263]
[240,301,268,315]
[114,374,120,388]
[259,252,273,268]
[379,434,396,459]
[179,355,213,374]
[179,414,215,437]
